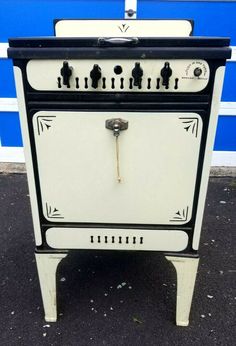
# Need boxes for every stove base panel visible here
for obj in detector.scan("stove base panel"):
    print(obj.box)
[45,227,189,252]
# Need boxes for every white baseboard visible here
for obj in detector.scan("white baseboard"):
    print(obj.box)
[0,146,235,167]
[211,151,236,167]
[0,147,25,163]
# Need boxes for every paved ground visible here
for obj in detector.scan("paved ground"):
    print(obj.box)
[0,174,235,346]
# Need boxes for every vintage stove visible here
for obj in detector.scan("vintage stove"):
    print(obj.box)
[8,20,231,326]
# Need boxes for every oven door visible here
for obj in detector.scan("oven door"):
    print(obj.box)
[32,110,203,226]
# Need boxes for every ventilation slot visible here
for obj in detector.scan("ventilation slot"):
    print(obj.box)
[129,78,133,90]
[174,78,179,90]
[120,78,124,89]
[147,78,151,90]
[111,78,115,89]
[102,77,106,89]
[75,77,79,89]
[156,78,160,89]
[84,77,88,89]
[57,77,62,88]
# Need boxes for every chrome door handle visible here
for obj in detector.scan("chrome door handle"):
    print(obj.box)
[105,118,128,137]
[105,118,128,183]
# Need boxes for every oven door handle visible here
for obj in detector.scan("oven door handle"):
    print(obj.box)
[98,37,139,47]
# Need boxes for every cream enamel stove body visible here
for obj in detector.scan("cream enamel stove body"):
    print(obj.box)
[8,21,231,326]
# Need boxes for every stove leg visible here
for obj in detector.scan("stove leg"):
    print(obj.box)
[35,252,67,322]
[165,256,199,327]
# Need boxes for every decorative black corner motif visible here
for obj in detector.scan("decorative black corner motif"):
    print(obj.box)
[46,203,64,219]
[179,117,199,138]
[36,116,56,136]
[118,24,130,33]
[170,206,189,222]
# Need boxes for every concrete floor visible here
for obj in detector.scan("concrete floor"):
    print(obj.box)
[0,174,235,346]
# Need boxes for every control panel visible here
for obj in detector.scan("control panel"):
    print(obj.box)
[26,59,210,92]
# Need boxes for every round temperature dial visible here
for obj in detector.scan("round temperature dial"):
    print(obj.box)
[193,67,203,77]
[184,61,209,80]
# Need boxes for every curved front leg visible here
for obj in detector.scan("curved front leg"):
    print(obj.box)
[35,252,67,322]
[166,256,199,326]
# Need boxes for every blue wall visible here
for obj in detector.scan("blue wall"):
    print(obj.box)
[0,112,23,147]
[0,0,236,152]
[215,116,236,151]
[0,0,124,40]
[138,1,236,151]
[138,1,236,44]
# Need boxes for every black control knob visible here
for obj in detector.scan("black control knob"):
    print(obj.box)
[90,64,102,89]
[60,61,72,87]
[161,62,172,88]
[194,67,203,77]
[132,62,143,88]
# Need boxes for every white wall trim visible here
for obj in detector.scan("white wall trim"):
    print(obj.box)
[230,46,236,62]
[0,43,8,58]
[0,146,235,166]
[0,146,25,163]
[1,98,236,115]
[212,151,236,166]
[219,102,236,115]
[0,98,18,112]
